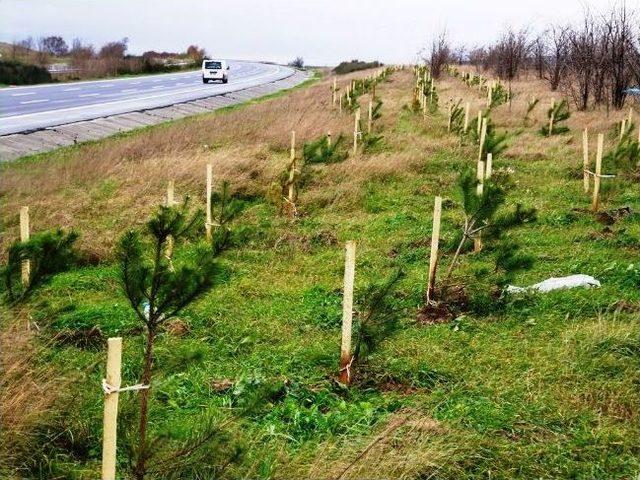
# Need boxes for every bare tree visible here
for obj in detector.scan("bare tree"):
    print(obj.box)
[99,38,128,75]
[544,26,570,91]
[424,30,451,79]
[564,14,597,110]
[532,35,546,80]
[490,28,530,101]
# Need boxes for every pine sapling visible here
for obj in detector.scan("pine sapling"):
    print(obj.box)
[117,199,220,480]
[209,181,246,256]
[540,99,570,136]
[1,229,78,303]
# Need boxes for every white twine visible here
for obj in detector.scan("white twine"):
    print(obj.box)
[584,170,616,179]
[102,379,149,395]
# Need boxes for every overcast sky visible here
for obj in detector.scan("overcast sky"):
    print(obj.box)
[0,0,623,65]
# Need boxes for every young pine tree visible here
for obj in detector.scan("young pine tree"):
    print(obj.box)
[117,199,220,480]
[210,181,246,256]
[1,229,78,303]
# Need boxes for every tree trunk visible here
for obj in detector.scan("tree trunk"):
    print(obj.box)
[134,327,156,480]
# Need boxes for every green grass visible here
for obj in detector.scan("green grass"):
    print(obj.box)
[2,72,640,479]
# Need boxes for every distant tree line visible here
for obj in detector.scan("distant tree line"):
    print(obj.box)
[5,35,208,83]
[423,4,640,110]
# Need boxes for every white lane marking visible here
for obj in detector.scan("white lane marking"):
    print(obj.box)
[63,87,81,91]
[79,93,101,97]
[130,81,141,85]
[20,99,49,104]
[176,82,186,86]
[11,92,36,97]
[152,79,162,83]
[121,89,137,93]
[100,84,114,88]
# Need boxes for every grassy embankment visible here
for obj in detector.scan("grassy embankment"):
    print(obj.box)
[1,66,639,479]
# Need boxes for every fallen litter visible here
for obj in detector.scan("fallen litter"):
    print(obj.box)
[506,274,601,294]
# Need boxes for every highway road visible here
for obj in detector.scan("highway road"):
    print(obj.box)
[0,61,294,135]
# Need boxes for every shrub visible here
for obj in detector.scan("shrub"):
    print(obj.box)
[209,181,246,256]
[333,59,382,75]
[0,60,52,85]
[302,135,347,164]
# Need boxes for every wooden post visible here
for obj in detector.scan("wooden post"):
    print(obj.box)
[463,102,470,133]
[474,160,485,253]
[352,108,360,156]
[367,97,373,134]
[447,102,453,133]
[476,110,482,136]
[485,153,493,179]
[205,164,212,241]
[582,128,589,193]
[476,160,485,196]
[426,196,442,303]
[166,180,175,207]
[430,84,434,105]
[619,119,626,141]
[591,133,604,212]
[332,78,337,105]
[548,99,555,137]
[327,131,332,147]
[339,94,343,113]
[288,131,296,202]
[478,117,487,162]
[339,241,356,384]
[627,107,633,125]
[101,337,122,480]
[19,206,30,285]
[165,181,175,265]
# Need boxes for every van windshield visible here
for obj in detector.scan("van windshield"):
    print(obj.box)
[205,61,222,69]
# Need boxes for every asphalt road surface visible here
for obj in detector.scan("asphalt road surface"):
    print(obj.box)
[0,61,294,135]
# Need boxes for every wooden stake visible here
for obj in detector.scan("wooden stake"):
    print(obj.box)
[288,131,296,202]
[476,160,485,196]
[485,153,493,179]
[620,119,626,141]
[582,128,589,193]
[19,206,30,285]
[476,110,482,136]
[548,99,555,137]
[166,180,175,207]
[463,102,470,133]
[447,102,453,133]
[478,117,487,162]
[339,94,343,113]
[327,131,332,147]
[426,196,442,303]
[627,107,633,125]
[339,241,356,384]
[368,97,373,134]
[101,337,122,480]
[591,133,604,212]
[165,181,175,267]
[352,108,360,156]
[205,164,212,241]
[332,77,337,105]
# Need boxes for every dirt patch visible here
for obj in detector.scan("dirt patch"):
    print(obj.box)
[416,285,469,325]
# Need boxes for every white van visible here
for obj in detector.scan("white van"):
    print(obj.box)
[202,59,229,84]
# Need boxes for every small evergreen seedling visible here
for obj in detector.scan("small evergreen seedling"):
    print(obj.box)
[444,169,536,282]
[540,99,570,135]
[210,181,246,256]
[350,268,404,381]
[1,229,78,303]
[303,134,347,164]
[523,98,539,125]
[468,116,509,158]
[117,199,220,480]
[604,122,639,175]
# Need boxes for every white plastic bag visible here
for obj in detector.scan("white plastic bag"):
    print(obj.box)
[506,274,600,294]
